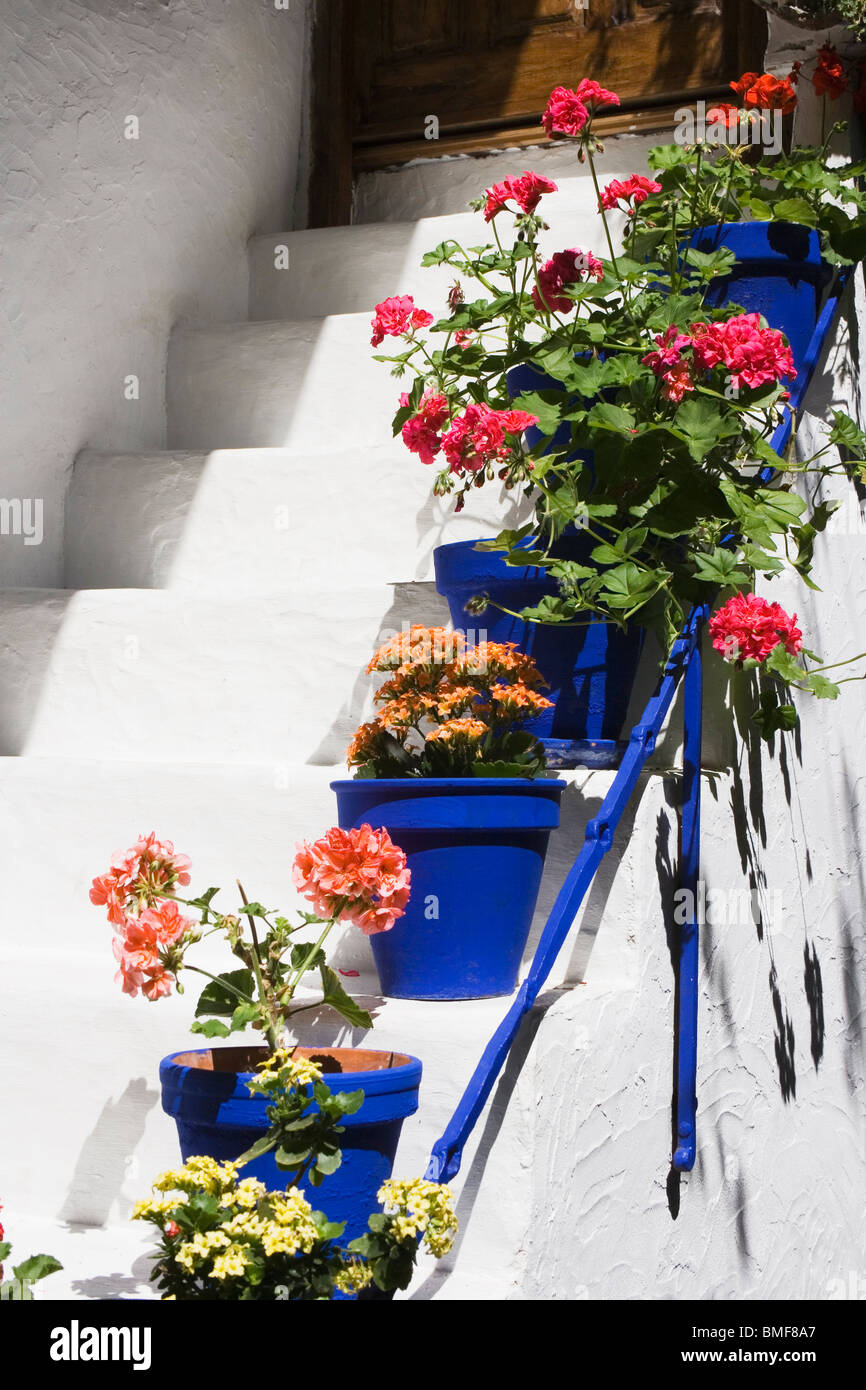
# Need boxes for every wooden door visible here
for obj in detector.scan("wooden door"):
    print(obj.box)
[310,0,767,225]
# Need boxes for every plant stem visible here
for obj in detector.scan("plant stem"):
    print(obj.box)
[237,880,278,1052]
[587,149,619,275]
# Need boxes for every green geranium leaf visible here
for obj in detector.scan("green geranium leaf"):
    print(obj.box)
[829,410,866,453]
[773,197,818,226]
[753,692,797,740]
[420,240,463,266]
[509,390,562,436]
[692,547,752,587]
[194,969,254,1018]
[12,1255,63,1285]
[587,401,636,433]
[805,673,840,699]
[319,965,373,1030]
[765,644,805,685]
[189,1018,232,1038]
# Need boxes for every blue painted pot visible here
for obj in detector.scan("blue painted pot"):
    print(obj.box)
[434,533,644,764]
[332,776,566,1000]
[159,1045,421,1246]
[689,221,832,379]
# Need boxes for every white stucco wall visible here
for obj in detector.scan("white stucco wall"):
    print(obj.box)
[0,0,310,587]
[4,10,866,1303]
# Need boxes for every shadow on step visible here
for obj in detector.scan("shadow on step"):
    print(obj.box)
[408,990,558,1301]
[305,581,452,766]
[0,590,73,754]
[58,1077,159,1228]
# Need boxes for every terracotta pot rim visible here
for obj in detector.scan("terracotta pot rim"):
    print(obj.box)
[167,1044,415,1076]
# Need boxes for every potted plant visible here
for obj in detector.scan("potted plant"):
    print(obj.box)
[638,51,866,376]
[90,828,422,1241]
[133,1054,458,1301]
[368,75,866,746]
[0,1203,61,1301]
[332,625,566,999]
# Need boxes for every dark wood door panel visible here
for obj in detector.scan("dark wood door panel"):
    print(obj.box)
[352,0,763,145]
[309,0,767,225]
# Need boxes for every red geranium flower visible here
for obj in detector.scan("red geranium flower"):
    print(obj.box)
[729,71,797,115]
[812,45,847,100]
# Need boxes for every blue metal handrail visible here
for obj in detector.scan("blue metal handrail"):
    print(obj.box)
[426,602,708,1184]
[426,267,850,1187]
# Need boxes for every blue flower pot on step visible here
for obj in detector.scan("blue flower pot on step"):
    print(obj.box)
[689,221,832,379]
[332,776,566,1000]
[434,533,644,767]
[159,1044,421,1246]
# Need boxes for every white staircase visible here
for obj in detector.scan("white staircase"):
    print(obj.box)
[2,187,632,1300]
[5,154,864,1302]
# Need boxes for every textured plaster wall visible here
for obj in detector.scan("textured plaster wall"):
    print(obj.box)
[0,0,309,587]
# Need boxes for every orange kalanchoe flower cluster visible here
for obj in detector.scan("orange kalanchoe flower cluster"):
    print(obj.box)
[426,718,489,744]
[446,641,548,688]
[348,627,553,776]
[367,625,465,674]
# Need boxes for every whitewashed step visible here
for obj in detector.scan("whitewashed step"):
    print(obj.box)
[66,447,532,593]
[249,184,620,322]
[1,755,759,1302]
[0,585,449,764]
[0,754,718,1221]
[167,314,401,452]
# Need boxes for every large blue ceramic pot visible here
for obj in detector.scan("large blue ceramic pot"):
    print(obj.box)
[160,1044,421,1245]
[332,776,566,1000]
[434,532,644,766]
[689,220,832,378]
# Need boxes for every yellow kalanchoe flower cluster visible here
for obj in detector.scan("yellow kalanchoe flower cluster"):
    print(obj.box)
[151,1155,239,1197]
[221,1177,267,1210]
[210,1244,253,1281]
[132,1193,188,1220]
[175,1229,231,1273]
[334,1259,373,1295]
[251,1048,324,1091]
[377,1178,458,1258]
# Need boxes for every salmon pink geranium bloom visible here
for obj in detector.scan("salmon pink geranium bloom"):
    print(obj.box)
[93,824,412,1043]
[292,824,411,935]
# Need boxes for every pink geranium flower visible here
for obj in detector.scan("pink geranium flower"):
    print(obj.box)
[532,248,604,314]
[483,171,558,221]
[659,360,695,403]
[542,86,589,138]
[371,295,434,348]
[690,313,795,391]
[400,389,450,465]
[112,915,179,1000]
[292,824,411,935]
[440,403,538,476]
[91,832,191,923]
[598,175,662,213]
[709,592,803,664]
[575,79,621,112]
[642,325,692,375]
